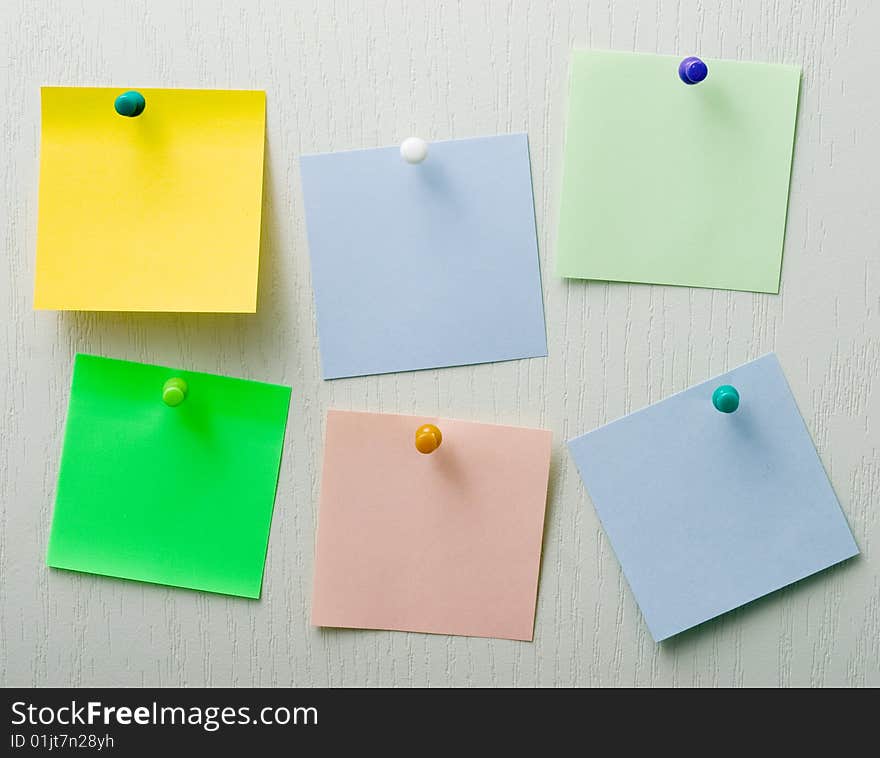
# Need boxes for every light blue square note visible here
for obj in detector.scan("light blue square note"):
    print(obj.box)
[567,354,859,642]
[299,134,547,379]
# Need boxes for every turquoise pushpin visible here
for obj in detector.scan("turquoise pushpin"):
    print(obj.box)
[712,385,740,413]
[162,377,188,407]
[114,90,146,117]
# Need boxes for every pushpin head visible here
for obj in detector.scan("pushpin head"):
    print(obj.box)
[400,137,428,164]
[162,377,188,407]
[678,56,708,85]
[114,90,146,117]
[712,385,740,413]
[415,423,442,454]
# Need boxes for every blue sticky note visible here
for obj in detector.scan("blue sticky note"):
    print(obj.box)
[567,354,859,642]
[299,134,547,379]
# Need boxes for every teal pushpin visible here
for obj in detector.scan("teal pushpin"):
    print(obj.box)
[114,90,146,117]
[162,377,188,407]
[712,385,740,413]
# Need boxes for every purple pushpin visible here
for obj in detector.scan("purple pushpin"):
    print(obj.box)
[678,56,708,85]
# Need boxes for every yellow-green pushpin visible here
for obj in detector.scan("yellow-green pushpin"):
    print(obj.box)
[712,385,740,413]
[162,377,188,407]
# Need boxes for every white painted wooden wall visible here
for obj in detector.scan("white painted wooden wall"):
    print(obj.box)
[1,0,878,687]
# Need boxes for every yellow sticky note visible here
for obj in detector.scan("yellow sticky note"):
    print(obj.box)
[35,88,266,312]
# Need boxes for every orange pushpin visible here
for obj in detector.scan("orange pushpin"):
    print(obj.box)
[415,424,442,454]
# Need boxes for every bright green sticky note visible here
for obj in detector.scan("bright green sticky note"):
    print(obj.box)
[556,50,801,293]
[47,354,292,598]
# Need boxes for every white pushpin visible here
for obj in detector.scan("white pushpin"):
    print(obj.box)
[400,137,428,164]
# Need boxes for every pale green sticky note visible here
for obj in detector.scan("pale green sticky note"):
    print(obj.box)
[47,354,292,598]
[556,50,801,293]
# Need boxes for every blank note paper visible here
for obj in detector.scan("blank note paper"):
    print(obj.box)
[556,50,801,293]
[299,134,547,379]
[567,354,858,641]
[35,88,266,312]
[312,411,553,640]
[47,354,291,598]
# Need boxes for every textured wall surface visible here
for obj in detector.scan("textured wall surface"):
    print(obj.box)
[1,0,878,688]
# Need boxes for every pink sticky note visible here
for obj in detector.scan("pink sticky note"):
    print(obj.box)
[312,410,553,641]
